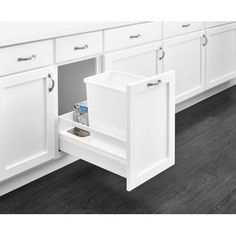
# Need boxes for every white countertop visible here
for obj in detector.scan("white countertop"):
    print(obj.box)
[0,22,144,47]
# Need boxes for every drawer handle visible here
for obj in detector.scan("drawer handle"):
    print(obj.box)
[147,80,162,87]
[202,34,208,46]
[74,45,88,50]
[48,74,55,92]
[130,34,141,39]
[159,47,165,60]
[182,24,191,28]
[17,55,36,62]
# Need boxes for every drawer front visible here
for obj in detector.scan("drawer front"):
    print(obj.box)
[0,40,53,76]
[56,32,103,63]
[163,22,204,38]
[104,22,162,52]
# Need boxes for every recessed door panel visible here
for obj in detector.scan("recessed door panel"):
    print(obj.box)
[163,32,205,103]
[127,71,175,191]
[104,42,162,77]
[206,23,236,89]
[0,67,56,180]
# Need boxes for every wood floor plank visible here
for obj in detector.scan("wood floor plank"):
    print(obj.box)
[1,86,236,213]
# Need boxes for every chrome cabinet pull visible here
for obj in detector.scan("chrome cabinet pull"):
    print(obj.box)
[159,47,165,60]
[17,54,36,62]
[130,34,141,39]
[74,45,88,50]
[147,80,162,87]
[48,74,55,92]
[182,24,190,28]
[203,35,208,46]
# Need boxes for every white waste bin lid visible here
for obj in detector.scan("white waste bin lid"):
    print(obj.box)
[84,71,145,92]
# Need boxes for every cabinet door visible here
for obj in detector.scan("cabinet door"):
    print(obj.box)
[104,42,163,77]
[163,31,205,104]
[127,71,175,191]
[0,67,56,181]
[206,23,236,89]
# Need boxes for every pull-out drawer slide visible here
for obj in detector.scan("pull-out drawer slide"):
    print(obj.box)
[59,71,175,191]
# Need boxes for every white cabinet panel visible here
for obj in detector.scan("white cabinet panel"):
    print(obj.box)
[127,71,175,190]
[163,31,205,103]
[104,42,163,77]
[0,67,56,181]
[206,23,236,89]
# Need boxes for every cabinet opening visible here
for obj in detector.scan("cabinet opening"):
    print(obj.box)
[58,58,97,116]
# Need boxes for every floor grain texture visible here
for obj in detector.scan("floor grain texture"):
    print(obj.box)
[1,86,236,213]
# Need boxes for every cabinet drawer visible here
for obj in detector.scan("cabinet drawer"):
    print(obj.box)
[0,40,53,76]
[59,71,175,191]
[104,22,162,52]
[163,22,204,38]
[56,32,103,63]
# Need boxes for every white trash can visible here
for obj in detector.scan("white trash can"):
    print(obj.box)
[84,71,145,139]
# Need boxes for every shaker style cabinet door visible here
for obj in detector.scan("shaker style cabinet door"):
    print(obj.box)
[127,71,175,191]
[205,23,236,89]
[0,67,57,181]
[163,31,206,103]
[104,42,163,77]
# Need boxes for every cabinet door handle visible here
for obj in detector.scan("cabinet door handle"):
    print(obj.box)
[74,45,88,50]
[182,24,190,28]
[17,54,36,62]
[203,35,208,46]
[48,74,55,92]
[159,47,165,60]
[147,80,162,87]
[130,34,141,39]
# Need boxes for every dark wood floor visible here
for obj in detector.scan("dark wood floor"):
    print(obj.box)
[2,86,236,214]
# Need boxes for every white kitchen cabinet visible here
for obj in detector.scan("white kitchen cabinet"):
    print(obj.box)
[206,23,236,89]
[104,42,163,77]
[163,31,206,103]
[59,71,175,191]
[3,22,236,195]
[0,67,56,181]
